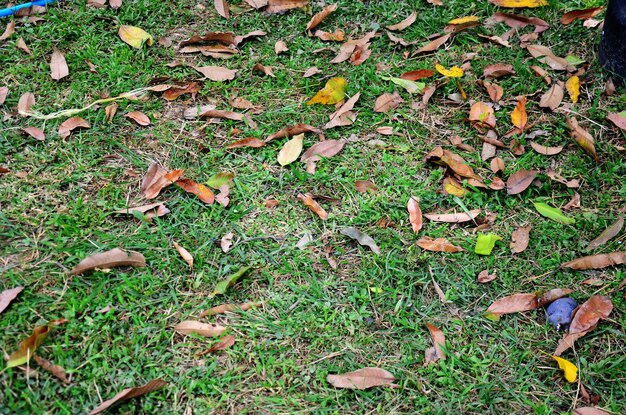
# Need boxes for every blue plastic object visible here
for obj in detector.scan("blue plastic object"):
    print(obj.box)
[0,0,56,18]
[546,297,578,331]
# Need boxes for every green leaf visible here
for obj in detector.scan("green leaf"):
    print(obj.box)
[206,172,234,189]
[384,77,425,94]
[475,233,502,255]
[565,55,585,66]
[210,266,253,297]
[533,202,576,225]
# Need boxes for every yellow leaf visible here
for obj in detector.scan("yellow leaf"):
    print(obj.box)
[277,133,304,166]
[511,96,528,130]
[448,15,480,25]
[551,355,578,383]
[118,25,154,49]
[566,75,580,104]
[443,177,469,197]
[435,64,464,78]
[306,77,347,105]
[489,0,548,8]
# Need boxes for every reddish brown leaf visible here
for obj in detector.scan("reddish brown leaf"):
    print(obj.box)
[562,251,626,270]
[417,237,464,252]
[415,33,450,54]
[192,65,236,81]
[486,293,538,318]
[400,69,434,81]
[490,157,504,174]
[22,127,45,141]
[125,111,151,126]
[58,117,90,138]
[355,180,378,193]
[252,63,275,77]
[227,137,265,149]
[483,63,515,79]
[314,29,345,42]
[561,7,604,25]
[424,323,446,365]
[201,334,235,355]
[510,225,531,253]
[536,288,573,307]
[200,109,257,129]
[587,216,624,251]
[88,379,167,415]
[506,169,538,195]
[482,81,504,103]
[530,142,563,156]
[572,408,611,415]
[114,202,170,221]
[33,356,70,384]
[477,270,497,283]
[386,11,417,31]
[141,163,184,199]
[214,0,229,18]
[0,286,23,314]
[303,66,322,77]
[0,86,8,104]
[306,3,337,33]
[266,124,320,143]
[298,193,328,220]
[327,367,397,390]
[50,47,69,81]
[403,197,422,234]
[200,301,261,317]
[266,0,308,15]
[71,248,146,275]
[301,140,345,161]
[568,296,613,334]
[0,20,15,41]
[493,12,549,32]
[424,209,481,223]
[175,178,215,204]
[162,82,202,101]
[325,93,360,129]
[469,102,496,128]
[374,92,404,113]
[17,92,35,116]
[539,83,564,111]
[17,37,31,54]
[607,112,626,132]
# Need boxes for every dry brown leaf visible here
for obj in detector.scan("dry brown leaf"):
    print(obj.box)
[0,286,23,314]
[407,197,423,233]
[215,184,230,207]
[561,7,604,25]
[492,12,549,32]
[22,127,45,141]
[105,103,118,122]
[415,33,450,54]
[355,180,378,193]
[386,11,417,31]
[417,237,464,253]
[506,169,538,195]
[424,323,446,364]
[298,192,328,220]
[424,209,481,223]
[109,0,122,9]
[50,48,69,81]
[200,109,257,129]
[527,44,569,70]
[214,0,229,18]
[490,157,504,174]
[325,93,360,129]
[536,288,573,307]
[511,96,527,130]
[486,293,538,317]
[0,20,15,41]
[114,202,170,221]
[427,0,442,4]
[587,216,624,251]
[245,0,267,8]
[400,69,435,81]
[314,29,345,42]
[306,3,337,33]
[607,112,626,132]
[562,251,626,270]
[71,248,146,275]
[266,0,308,14]
[175,178,215,204]
[572,408,611,415]
[141,163,184,199]
[193,65,237,81]
[274,40,288,54]
[17,37,31,54]
[0,86,8,104]
[374,92,404,113]
[173,242,193,269]
[482,81,503,103]
[303,66,321,77]
[477,270,497,283]
[125,111,151,126]
[301,139,345,162]
[539,83,564,111]
[327,368,396,390]
[33,356,70,384]
[266,123,320,143]
[175,320,226,337]
[227,137,265,149]
[569,296,613,334]
[510,225,531,253]
[469,102,496,128]
[252,63,275,77]
[483,63,515,79]
[530,141,563,156]
[58,116,90,138]
[88,379,166,415]
[201,335,236,355]
[17,92,35,116]
[566,117,598,162]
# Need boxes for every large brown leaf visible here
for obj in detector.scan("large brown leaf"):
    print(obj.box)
[301,140,345,162]
[424,323,446,365]
[407,197,422,233]
[424,209,481,223]
[417,237,464,253]
[193,65,236,81]
[327,367,397,390]
[200,109,256,129]
[569,296,613,334]
[527,44,569,70]
[485,293,538,319]
[415,33,450,54]
[125,111,151,126]
[538,83,564,111]
[506,169,538,195]
[141,163,184,199]
[373,92,404,113]
[510,225,531,253]
[71,248,146,275]
[306,3,337,33]
[0,286,23,314]
[214,0,229,18]
[58,117,90,138]
[586,216,624,251]
[561,7,604,25]
[266,0,308,14]
[50,47,69,81]
[341,227,380,254]
[607,112,626,132]
[469,102,496,128]
[88,379,167,415]
[175,179,215,204]
[174,320,226,337]
[325,93,360,129]
[562,251,626,270]
[386,11,417,31]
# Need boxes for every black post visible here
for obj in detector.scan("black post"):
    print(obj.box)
[599,0,626,81]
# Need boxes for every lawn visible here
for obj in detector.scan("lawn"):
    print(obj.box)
[1,0,625,414]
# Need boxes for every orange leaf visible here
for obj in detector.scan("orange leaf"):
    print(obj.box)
[511,96,528,130]
[469,102,496,128]
[297,193,328,220]
[88,379,166,415]
[417,237,464,252]
[175,178,215,204]
[407,197,422,233]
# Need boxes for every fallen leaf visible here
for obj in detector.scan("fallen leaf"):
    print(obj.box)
[569,296,613,334]
[274,40,288,54]
[530,142,563,156]
[118,25,153,49]
[511,97,527,130]
[566,75,580,104]
[424,323,446,364]
[0,20,15,41]
[506,169,538,195]
[306,3,337,33]
[0,86,7,104]
[303,66,322,77]
[490,157,504,174]
[314,29,345,41]
[88,379,166,415]
[266,123,320,143]
[175,320,226,337]
[201,301,261,317]
[325,94,360,129]
[536,288,573,308]
[297,192,328,219]
[539,83,564,111]
[566,117,598,162]
[527,44,569,70]
[562,252,626,270]
[374,92,404,113]
[485,293,538,320]
[71,248,146,275]
[202,335,235,355]
[415,33,450,54]
[109,0,122,8]
[105,103,118,122]
[245,0,267,9]
[17,92,35,116]
[475,233,502,255]
[58,116,90,138]
[210,266,253,297]
[424,209,481,223]
[22,127,45,141]
[50,47,69,81]
[435,64,464,78]
[215,184,230,207]
[443,177,469,196]
[307,77,346,105]
[192,65,237,81]
[607,111,626,132]
[125,111,151,126]
[341,227,380,254]
[214,0,229,18]
[489,0,547,8]
[386,11,417,31]
[573,408,611,415]
[114,202,169,221]
[7,323,57,367]
[400,69,434,81]
[482,81,503,103]
[0,286,23,315]
[206,172,234,189]
[469,102,496,128]
[175,179,215,204]
[534,202,575,225]
[252,63,275,77]
[550,355,577,382]
[407,197,422,233]
[173,242,193,269]
[265,0,308,15]
[355,180,378,193]
[277,133,304,166]
[301,139,345,161]
[587,216,624,251]
[33,356,70,384]
[327,368,396,390]
[561,7,604,25]
[417,237,464,253]
[200,109,257,129]
[510,225,531,253]
[483,63,515,78]
[220,232,234,253]
[478,270,497,283]
[141,164,184,199]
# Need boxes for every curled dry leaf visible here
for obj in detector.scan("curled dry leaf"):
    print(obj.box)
[200,109,257,129]
[0,286,23,314]
[506,169,538,195]
[424,323,446,365]
[22,127,45,141]
[477,269,497,283]
[142,164,184,199]
[175,320,226,337]
[221,232,234,253]
[274,40,288,54]
[539,83,564,111]
[277,133,304,166]
[115,202,170,221]
[493,12,549,32]
[266,123,320,143]
[561,251,626,270]
[570,296,613,334]
[483,63,515,79]
[527,44,568,70]
[193,65,237,81]
[374,92,404,113]
[417,237,464,253]
[566,117,598,162]
[7,324,51,368]
[314,29,345,41]
[407,197,423,233]
[50,48,69,81]
[490,157,504,174]
[33,356,70,384]
[415,33,450,54]
[306,3,337,33]
[386,11,417,31]
[341,227,380,254]
[88,379,167,415]
[536,288,573,307]
[58,117,90,138]
[298,192,328,220]
[530,142,563,155]
[561,7,604,25]
[325,93,360,129]
[0,20,15,41]
[118,25,154,49]
[303,66,321,77]
[201,301,261,317]
[125,111,151,126]
[586,216,624,251]
[227,137,265,149]
[327,367,397,390]
[173,242,193,269]
[175,178,215,204]
[214,0,229,18]
[71,248,146,275]
[252,63,275,77]
[424,209,481,223]
[469,102,496,128]
[510,225,531,253]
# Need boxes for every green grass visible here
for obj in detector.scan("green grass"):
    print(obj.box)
[1,0,625,414]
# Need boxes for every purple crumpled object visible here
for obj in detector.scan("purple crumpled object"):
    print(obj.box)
[546,297,578,330]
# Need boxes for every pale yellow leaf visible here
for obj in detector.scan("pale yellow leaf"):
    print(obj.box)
[277,133,304,166]
[118,25,154,49]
